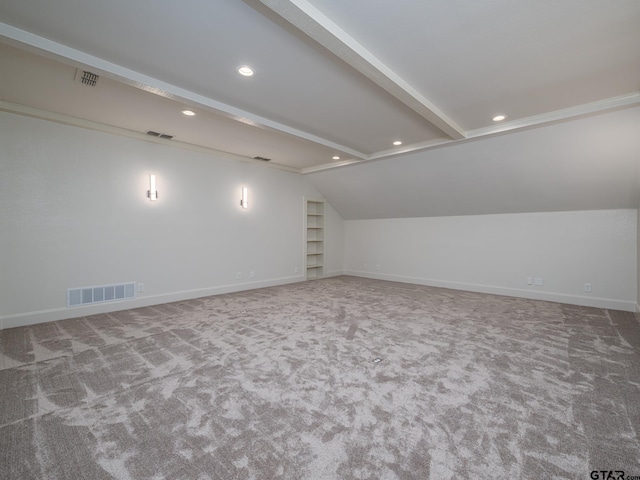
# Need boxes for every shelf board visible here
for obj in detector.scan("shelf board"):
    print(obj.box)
[306,265,323,269]
[307,252,324,255]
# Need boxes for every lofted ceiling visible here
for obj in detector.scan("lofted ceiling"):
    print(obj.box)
[1,0,639,216]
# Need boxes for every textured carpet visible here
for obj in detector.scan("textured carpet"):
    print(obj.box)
[1,276,639,479]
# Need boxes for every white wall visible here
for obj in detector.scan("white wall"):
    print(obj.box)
[0,112,344,328]
[344,210,637,311]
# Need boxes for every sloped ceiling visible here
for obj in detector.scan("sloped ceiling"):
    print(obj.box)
[308,107,640,219]
[0,0,639,218]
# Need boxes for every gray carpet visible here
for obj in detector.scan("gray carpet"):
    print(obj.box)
[1,276,639,479]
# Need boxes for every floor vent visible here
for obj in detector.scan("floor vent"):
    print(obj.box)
[67,282,136,307]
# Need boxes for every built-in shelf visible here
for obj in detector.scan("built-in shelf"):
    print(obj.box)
[305,199,325,279]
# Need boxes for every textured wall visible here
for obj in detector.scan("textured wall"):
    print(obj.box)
[344,210,637,311]
[0,112,344,327]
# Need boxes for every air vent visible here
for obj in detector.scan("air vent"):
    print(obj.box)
[252,156,271,162]
[74,69,99,87]
[67,282,136,307]
[146,131,174,140]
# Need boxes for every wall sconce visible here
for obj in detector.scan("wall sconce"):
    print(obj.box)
[147,174,158,201]
[240,186,248,209]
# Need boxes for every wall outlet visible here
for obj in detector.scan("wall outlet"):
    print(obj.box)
[294,266,298,274]
[363,263,368,270]
[375,264,381,271]
[137,283,144,292]
[250,270,255,278]
[584,283,592,292]
[534,277,543,286]
[236,272,242,280]
[526,277,533,285]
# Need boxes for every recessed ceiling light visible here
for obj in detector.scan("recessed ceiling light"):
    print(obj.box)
[493,115,506,122]
[332,156,340,160]
[181,110,196,116]
[238,66,255,77]
[393,140,402,146]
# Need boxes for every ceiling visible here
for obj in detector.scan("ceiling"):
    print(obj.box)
[0,1,639,218]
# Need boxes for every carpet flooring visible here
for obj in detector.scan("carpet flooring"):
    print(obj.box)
[1,276,639,479]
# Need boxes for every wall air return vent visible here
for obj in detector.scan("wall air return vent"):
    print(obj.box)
[252,156,271,162]
[67,282,136,308]
[74,69,99,87]
[146,131,174,140]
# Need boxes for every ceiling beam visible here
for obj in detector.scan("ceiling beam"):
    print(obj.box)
[465,92,640,139]
[253,0,466,140]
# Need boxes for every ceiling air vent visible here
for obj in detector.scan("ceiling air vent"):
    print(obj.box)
[146,131,174,140]
[253,156,271,162]
[74,69,99,87]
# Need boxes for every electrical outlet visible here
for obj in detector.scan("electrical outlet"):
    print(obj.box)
[375,264,381,271]
[534,277,543,286]
[250,270,255,278]
[236,272,242,280]
[364,263,368,270]
[526,277,533,285]
[137,283,144,292]
[294,266,298,274]
[584,283,592,292]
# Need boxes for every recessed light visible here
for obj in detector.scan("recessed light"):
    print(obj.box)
[493,115,506,122]
[238,66,254,77]
[332,156,340,160]
[181,110,196,116]
[393,140,402,146]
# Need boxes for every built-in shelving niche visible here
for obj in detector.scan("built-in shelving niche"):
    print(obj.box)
[305,199,325,279]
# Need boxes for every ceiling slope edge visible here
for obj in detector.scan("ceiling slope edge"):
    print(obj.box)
[301,96,640,174]
[253,0,466,140]
[0,100,301,173]
[466,92,640,139]
[0,22,366,161]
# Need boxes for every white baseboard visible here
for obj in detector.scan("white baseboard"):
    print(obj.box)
[0,274,307,330]
[2,270,633,329]
[344,270,637,312]
[322,269,345,278]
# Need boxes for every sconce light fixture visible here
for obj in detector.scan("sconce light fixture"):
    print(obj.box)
[240,187,248,208]
[147,174,158,201]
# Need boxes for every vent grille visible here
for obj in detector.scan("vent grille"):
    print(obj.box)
[252,156,271,162]
[74,69,99,87]
[67,282,136,307]
[146,130,174,140]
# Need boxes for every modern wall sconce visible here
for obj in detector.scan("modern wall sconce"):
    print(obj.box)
[240,187,248,208]
[147,174,158,201]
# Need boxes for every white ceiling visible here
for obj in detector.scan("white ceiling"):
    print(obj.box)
[1,0,639,217]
